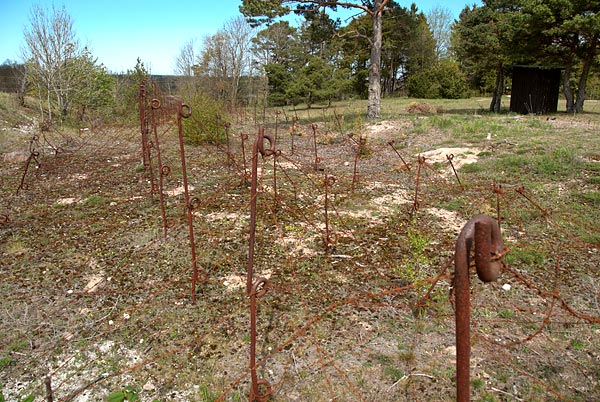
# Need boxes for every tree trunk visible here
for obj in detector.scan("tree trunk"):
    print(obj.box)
[563,64,575,113]
[367,1,383,119]
[574,35,598,113]
[489,63,504,113]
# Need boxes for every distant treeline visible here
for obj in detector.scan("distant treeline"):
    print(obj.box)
[0,64,183,95]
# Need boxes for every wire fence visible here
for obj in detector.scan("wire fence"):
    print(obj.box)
[1,83,599,402]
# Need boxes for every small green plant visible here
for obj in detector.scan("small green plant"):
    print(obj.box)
[0,356,14,370]
[107,386,140,402]
[498,309,515,319]
[84,195,106,207]
[570,339,585,351]
[504,245,546,267]
[384,366,405,382]
[479,392,498,402]
[471,377,485,390]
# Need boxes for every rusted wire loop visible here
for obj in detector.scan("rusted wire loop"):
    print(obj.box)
[150,98,161,109]
[161,165,171,176]
[251,379,272,402]
[327,231,339,245]
[179,103,192,118]
[31,151,40,158]
[257,134,276,157]
[311,123,318,130]
[250,277,269,298]
[0,214,9,224]
[446,153,454,161]
[325,175,336,186]
[240,133,249,140]
[418,155,426,164]
[197,269,208,283]
[151,183,159,193]
[189,197,201,211]
[31,135,39,143]
[147,140,154,149]
[387,140,395,146]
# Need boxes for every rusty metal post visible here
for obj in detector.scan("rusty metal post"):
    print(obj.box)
[16,135,41,195]
[351,136,365,192]
[150,98,170,238]
[176,103,207,301]
[493,181,505,226]
[246,129,277,401]
[446,154,463,190]
[249,277,272,402]
[45,376,53,402]
[274,110,280,143]
[290,116,297,156]
[240,133,249,182]
[247,128,276,294]
[454,214,504,402]
[138,82,150,171]
[515,186,551,217]
[225,122,232,168]
[324,175,336,250]
[387,140,411,171]
[412,155,426,212]
[312,123,320,171]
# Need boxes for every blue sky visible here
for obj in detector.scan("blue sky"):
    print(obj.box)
[0,1,481,75]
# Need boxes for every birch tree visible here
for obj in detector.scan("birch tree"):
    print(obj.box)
[22,4,82,120]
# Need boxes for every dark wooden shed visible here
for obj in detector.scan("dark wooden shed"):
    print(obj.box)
[509,66,562,114]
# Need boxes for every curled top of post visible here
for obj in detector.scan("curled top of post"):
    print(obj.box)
[250,277,269,298]
[179,103,192,119]
[257,133,277,157]
[150,99,161,109]
[455,214,505,283]
[325,175,336,186]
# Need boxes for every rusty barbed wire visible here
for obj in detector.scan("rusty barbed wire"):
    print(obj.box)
[387,140,411,171]
[515,185,551,217]
[16,134,42,194]
[446,153,464,190]
[5,102,600,402]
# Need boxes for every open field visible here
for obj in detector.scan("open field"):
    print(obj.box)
[1,93,599,401]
